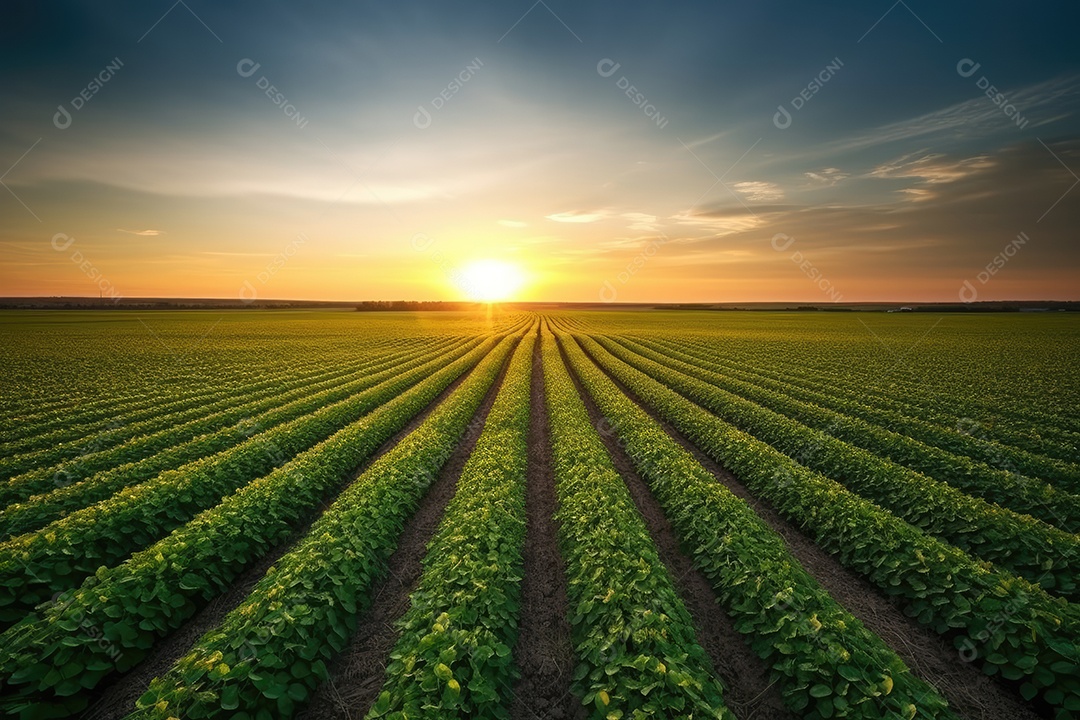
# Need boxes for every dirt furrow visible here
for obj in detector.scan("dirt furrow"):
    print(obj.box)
[558,335,794,720]
[509,335,583,720]
[296,337,516,720]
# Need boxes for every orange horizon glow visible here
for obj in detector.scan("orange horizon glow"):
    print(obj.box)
[4,230,1078,304]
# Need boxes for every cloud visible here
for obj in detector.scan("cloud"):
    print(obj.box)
[869,152,997,203]
[694,141,1079,270]
[805,168,848,186]
[117,228,164,236]
[732,181,784,202]
[870,153,995,184]
[621,212,657,231]
[898,187,936,202]
[546,210,607,223]
[798,74,1080,161]
[670,208,768,236]
[200,251,276,257]
[498,219,527,228]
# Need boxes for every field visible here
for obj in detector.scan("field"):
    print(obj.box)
[0,309,1077,720]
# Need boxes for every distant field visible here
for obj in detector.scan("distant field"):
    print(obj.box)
[0,309,1077,720]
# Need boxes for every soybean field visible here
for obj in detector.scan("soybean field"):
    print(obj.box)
[0,309,1078,720]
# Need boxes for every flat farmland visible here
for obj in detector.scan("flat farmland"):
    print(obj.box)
[0,309,1077,720]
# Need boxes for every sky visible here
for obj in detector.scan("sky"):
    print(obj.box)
[1,0,1078,303]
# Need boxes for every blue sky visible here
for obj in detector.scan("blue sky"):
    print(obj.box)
[2,0,1078,301]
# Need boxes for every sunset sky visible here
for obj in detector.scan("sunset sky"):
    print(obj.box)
[2,1,1078,302]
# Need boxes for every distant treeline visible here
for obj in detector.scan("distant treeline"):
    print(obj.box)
[661,302,1080,313]
[0,298,488,311]
[354,301,483,312]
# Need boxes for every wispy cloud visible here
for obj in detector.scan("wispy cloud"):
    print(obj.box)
[732,181,784,202]
[200,251,276,257]
[117,228,164,236]
[621,212,657,231]
[869,151,997,202]
[870,153,995,184]
[805,168,849,186]
[802,74,1080,160]
[546,210,607,223]
[670,209,766,236]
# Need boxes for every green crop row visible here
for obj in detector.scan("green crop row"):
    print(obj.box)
[642,335,1080,499]
[122,332,522,720]
[368,332,535,719]
[559,332,956,719]
[0,337,471,538]
[0,342,412,499]
[653,334,1080,469]
[596,336,1080,599]
[0,334,420,418]
[542,330,735,719]
[0,339,404,454]
[0,337,486,627]
[0,318,525,451]
[654,333,1080,453]
[578,334,1080,718]
[0,333,518,720]
[0,342,417,481]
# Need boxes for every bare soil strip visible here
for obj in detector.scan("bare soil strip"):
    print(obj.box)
[509,337,584,720]
[78,344,498,720]
[295,339,516,720]
[558,337,794,720]
[579,336,1044,720]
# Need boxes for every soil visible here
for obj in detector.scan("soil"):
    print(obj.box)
[576,336,1045,720]
[77,346,497,720]
[558,335,795,720]
[509,336,585,720]
[296,338,516,720]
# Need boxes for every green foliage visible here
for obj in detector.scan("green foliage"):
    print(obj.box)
[0,340,444,488]
[0,339,487,628]
[0,337,472,538]
[120,330,521,720]
[0,310,1075,720]
[640,333,1080,491]
[559,331,957,719]
[370,332,535,719]
[623,335,1080,533]
[541,329,734,719]
[0,334,517,719]
[577,332,1080,717]
[597,335,1080,598]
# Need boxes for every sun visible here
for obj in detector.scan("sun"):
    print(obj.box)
[457,259,525,302]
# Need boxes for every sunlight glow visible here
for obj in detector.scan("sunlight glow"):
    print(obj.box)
[456,259,525,302]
